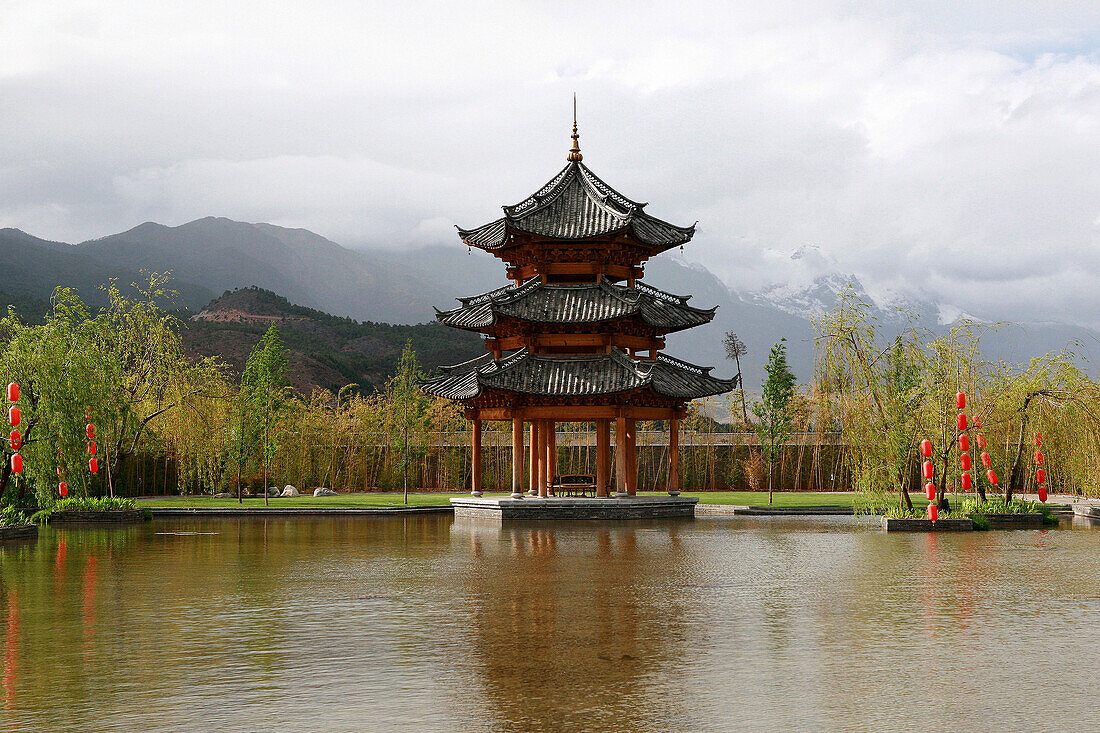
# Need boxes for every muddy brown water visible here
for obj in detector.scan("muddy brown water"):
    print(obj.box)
[1,515,1098,732]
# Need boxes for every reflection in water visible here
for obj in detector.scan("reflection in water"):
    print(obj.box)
[452,520,694,732]
[0,515,1097,731]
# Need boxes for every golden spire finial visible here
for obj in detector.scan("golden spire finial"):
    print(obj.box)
[567,94,582,162]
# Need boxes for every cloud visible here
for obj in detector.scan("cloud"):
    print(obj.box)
[1,1,1099,326]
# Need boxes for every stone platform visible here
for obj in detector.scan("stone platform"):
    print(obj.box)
[451,495,697,521]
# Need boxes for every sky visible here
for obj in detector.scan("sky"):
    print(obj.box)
[2,1,1099,326]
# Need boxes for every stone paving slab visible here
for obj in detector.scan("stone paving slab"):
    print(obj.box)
[451,496,697,521]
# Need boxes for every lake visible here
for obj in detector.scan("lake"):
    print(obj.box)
[1,514,1098,731]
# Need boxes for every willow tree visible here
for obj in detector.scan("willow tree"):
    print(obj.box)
[813,290,926,513]
[95,275,227,494]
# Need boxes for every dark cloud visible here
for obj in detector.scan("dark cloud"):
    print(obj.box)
[1,1,1098,326]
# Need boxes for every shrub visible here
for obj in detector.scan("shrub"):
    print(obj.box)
[0,506,28,527]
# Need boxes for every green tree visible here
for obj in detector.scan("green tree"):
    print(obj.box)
[241,325,289,506]
[753,339,796,504]
[387,341,431,504]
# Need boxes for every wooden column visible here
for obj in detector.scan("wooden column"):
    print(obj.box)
[668,418,680,493]
[545,421,557,496]
[615,415,628,495]
[626,418,638,496]
[511,416,524,498]
[537,420,549,498]
[471,418,482,496]
[596,419,610,498]
[529,421,541,496]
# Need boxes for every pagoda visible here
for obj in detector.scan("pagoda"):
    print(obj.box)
[421,115,737,500]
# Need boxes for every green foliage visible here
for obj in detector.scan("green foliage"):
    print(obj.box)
[237,325,290,498]
[0,505,28,526]
[752,339,796,501]
[54,496,137,511]
[386,341,433,501]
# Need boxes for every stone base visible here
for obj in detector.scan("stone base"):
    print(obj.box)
[982,512,1044,529]
[696,504,852,516]
[0,523,38,541]
[882,516,973,532]
[1072,503,1100,519]
[451,495,698,521]
[49,509,147,523]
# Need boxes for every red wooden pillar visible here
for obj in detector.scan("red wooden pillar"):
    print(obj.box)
[529,420,541,497]
[596,419,611,498]
[626,418,637,496]
[615,415,628,495]
[545,420,557,496]
[471,418,482,496]
[511,416,524,498]
[668,418,680,493]
[537,420,549,498]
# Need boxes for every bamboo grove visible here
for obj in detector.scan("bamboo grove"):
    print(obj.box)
[2,280,1100,504]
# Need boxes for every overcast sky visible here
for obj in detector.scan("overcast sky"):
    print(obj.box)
[2,1,1099,325]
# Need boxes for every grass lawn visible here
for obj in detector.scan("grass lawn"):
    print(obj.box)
[137,492,470,508]
[137,490,871,509]
[673,491,861,507]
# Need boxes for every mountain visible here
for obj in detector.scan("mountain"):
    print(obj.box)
[2,217,1096,392]
[181,287,483,393]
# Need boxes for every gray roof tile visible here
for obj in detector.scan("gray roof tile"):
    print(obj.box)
[419,348,738,402]
[457,162,694,250]
[435,277,715,333]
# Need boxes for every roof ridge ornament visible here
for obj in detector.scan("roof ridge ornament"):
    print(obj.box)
[567,94,582,162]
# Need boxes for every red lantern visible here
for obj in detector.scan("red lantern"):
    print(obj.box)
[88,457,98,474]
[9,430,20,451]
[975,416,983,428]
[960,453,972,471]
[87,441,96,456]
[977,434,987,450]
[961,471,972,492]
[957,413,968,431]
[959,434,970,452]
[10,453,21,474]
[987,469,998,486]
[1036,468,1046,485]
[925,481,935,501]
[8,406,19,427]
[922,461,934,479]
[6,383,17,402]
[1035,450,1044,464]
[85,423,95,439]
[1034,432,1042,446]
[928,504,939,521]
[59,481,68,498]
[956,392,966,410]
[980,451,992,468]
[920,439,933,458]
[1038,486,1048,503]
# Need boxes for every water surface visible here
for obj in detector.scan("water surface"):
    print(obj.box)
[1,515,1098,732]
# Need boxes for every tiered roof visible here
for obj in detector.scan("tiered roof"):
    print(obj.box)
[420,348,738,402]
[457,161,695,252]
[434,277,715,334]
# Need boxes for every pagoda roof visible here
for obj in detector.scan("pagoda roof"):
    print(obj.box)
[434,277,716,333]
[419,348,738,402]
[457,161,695,251]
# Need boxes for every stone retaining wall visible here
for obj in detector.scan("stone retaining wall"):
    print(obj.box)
[50,509,147,523]
[0,523,38,540]
[882,517,973,532]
